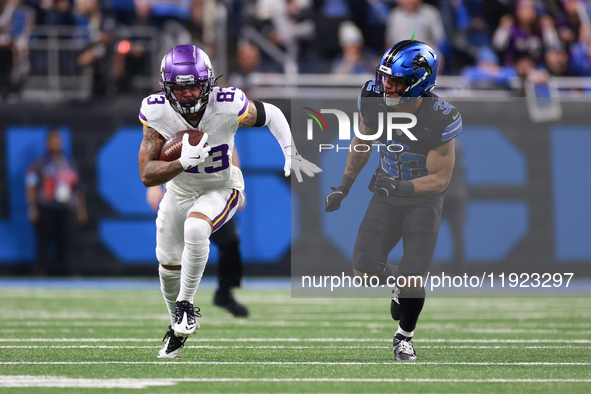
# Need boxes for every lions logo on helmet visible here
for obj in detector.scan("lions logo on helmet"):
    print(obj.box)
[375,40,438,107]
[411,53,433,76]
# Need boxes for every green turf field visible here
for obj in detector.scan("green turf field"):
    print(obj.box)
[0,284,590,393]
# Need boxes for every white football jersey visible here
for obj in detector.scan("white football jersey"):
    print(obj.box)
[139,87,249,197]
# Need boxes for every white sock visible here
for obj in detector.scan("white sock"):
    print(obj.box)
[396,326,414,339]
[177,217,211,304]
[158,265,181,325]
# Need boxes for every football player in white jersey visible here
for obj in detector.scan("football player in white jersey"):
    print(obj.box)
[138,44,321,358]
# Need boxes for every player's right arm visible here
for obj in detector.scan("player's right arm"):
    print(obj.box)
[325,114,375,212]
[138,125,184,187]
[345,115,374,180]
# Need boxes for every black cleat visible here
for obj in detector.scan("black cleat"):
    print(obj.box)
[213,289,249,317]
[172,300,201,337]
[393,335,417,361]
[158,325,187,358]
[390,286,400,321]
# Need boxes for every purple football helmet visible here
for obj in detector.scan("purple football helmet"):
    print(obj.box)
[160,44,215,115]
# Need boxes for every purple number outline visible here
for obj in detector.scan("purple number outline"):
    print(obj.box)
[186,144,230,174]
[216,87,237,103]
[147,95,165,105]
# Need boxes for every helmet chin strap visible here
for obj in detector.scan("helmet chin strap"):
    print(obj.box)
[409,73,428,92]
[383,72,430,107]
[384,95,403,107]
[177,98,206,115]
[383,85,410,107]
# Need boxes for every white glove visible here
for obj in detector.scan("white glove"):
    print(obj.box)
[179,133,211,170]
[285,153,323,183]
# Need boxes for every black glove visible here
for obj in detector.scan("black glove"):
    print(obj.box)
[325,175,355,212]
[325,186,349,212]
[373,174,399,197]
[373,174,415,196]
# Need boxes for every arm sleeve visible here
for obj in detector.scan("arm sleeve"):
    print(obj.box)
[441,108,463,142]
[262,102,295,157]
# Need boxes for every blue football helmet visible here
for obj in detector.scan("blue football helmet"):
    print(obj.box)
[160,44,215,116]
[375,40,438,107]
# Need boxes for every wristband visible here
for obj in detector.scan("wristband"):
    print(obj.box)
[340,175,355,191]
[283,145,294,157]
[394,180,414,196]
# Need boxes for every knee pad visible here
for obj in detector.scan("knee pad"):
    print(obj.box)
[156,246,180,267]
[183,218,212,262]
[158,263,181,279]
[184,217,212,245]
[353,253,385,276]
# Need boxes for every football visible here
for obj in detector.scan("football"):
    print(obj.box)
[159,129,205,161]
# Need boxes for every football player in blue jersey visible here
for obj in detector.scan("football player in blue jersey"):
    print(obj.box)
[325,40,463,360]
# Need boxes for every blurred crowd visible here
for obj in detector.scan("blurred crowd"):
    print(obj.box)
[1,0,591,101]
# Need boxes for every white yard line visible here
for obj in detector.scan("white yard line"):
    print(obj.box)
[1,361,589,366]
[0,345,589,350]
[1,375,590,389]
[2,311,589,321]
[0,375,591,389]
[2,320,591,334]
[5,320,591,328]
[103,377,591,382]
[1,337,591,343]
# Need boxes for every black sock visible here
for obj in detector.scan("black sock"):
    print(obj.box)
[399,287,426,333]
[395,333,411,341]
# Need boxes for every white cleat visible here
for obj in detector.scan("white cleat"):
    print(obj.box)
[393,336,417,361]
[172,300,200,337]
[157,326,187,359]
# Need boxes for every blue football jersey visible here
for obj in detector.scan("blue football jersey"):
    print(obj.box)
[359,80,463,181]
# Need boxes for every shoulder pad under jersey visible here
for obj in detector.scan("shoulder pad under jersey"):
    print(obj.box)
[139,93,167,128]
[209,86,250,122]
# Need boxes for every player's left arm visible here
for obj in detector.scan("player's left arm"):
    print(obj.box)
[411,139,455,195]
[238,99,322,182]
[238,100,290,157]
